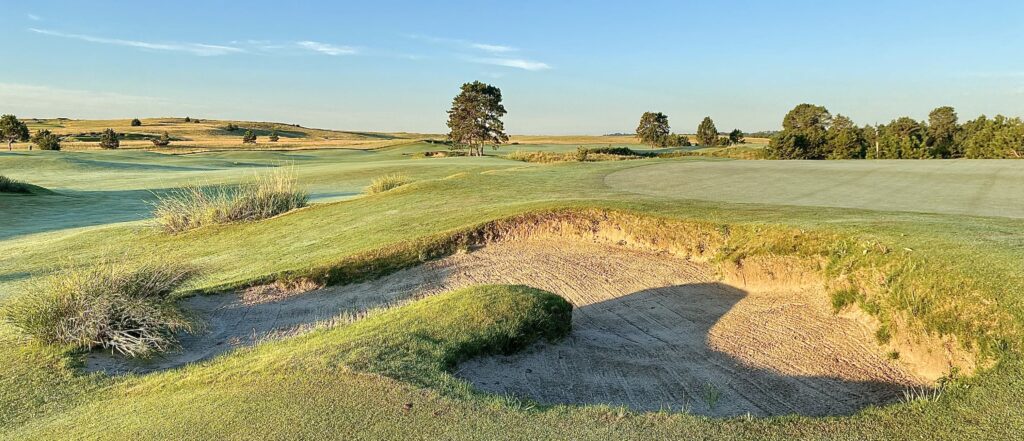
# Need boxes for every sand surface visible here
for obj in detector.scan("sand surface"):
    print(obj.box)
[87,238,924,416]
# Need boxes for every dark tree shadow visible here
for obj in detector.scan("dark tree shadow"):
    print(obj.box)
[456,283,921,417]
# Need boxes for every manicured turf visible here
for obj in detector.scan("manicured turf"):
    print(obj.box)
[2,145,1024,439]
[606,160,1024,218]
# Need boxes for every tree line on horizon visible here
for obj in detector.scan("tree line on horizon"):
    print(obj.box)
[767,104,1024,159]
[4,84,1023,159]
[635,112,744,148]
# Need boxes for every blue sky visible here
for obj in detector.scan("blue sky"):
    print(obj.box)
[2,0,1023,134]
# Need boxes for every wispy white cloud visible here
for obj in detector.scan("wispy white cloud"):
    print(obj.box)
[28,28,245,56]
[473,57,551,71]
[471,43,517,53]
[296,40,357,56]
[406,34,549,71]
[27,13,41,21]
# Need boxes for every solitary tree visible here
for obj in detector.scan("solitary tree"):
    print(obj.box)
[184,116,191,123]
[31,129,61,151]
[636,112,671,148]
[268,131,280,142]
[99,128,120,149]
[242,130,257,144]
[728,129,745,144]
[152,132,171,147]
[928,106,959,158]
[696,117,719,146]
[130,118,142,127]
[1,114,30,151]
[446,81,508,156]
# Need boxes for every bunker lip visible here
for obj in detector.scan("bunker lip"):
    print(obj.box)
[85,234,928,417]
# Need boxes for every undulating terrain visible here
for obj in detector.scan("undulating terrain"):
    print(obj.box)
[1,127,1022,440]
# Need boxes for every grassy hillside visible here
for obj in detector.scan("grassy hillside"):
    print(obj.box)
[2,145,1023,439]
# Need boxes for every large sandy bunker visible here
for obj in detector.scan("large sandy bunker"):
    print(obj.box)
[88,235,926,417]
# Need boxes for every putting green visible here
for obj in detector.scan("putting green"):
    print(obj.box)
[605,160,1024,218]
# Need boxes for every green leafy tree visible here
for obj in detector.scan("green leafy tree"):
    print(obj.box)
[242,130,257,144]
[927,106,959,158]
[728,129,745,144]
[446,81,509,156]
[152,132,171,147]
[767,104,832,159]
[184,116,191,123]
[696,117,718,146]
[876,117,929,158]
[31,129,61,151]
[130,118,142,127]
[635,112,671,148]
[826,115,867,159]
[268,131,280,142]
[959,115,1024,158]
[99,128,120,149]
[1,114,30,151]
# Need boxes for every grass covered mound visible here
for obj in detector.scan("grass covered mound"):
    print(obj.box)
[334,284,571,388]
[0,175,50,194]
[153,169,308,232]
[2,259,195,357]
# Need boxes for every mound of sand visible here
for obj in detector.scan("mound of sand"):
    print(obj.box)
[87,237,926,417]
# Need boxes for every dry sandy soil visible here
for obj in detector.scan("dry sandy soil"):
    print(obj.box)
[87,238,925,417]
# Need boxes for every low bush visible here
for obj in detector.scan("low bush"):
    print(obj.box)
[1,259,196,357]
[31,130,61,151]
[98,128,119,149]
[153,169,309,233]
[365,173,411,194]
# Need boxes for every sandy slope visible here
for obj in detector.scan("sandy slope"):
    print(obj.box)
[87,238,923,416]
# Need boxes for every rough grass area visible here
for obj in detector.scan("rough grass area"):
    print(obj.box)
[1,259,195,357]
[666,145,767,159]
[153,169,308,232]
[506,147,654,163]
[365,173,411,194]
[0,175,47,194]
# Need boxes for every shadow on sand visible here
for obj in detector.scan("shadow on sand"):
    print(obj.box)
[456,282,921,417]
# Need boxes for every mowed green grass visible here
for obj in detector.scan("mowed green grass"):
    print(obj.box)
[2,145,1024,439]
[606,160,1024,218]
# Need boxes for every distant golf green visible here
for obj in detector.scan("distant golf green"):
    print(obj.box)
[605,160,1024,218]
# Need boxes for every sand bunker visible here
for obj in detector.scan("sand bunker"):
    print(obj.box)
[87,237,926,417]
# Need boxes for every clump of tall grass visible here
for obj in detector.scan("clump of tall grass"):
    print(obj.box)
[0,175,32,193]
[2,259,196,357]
[153,169,309,233]
[365,173,411,194]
